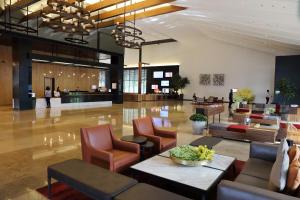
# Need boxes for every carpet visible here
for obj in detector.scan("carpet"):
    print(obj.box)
[36,160,245,200]
[190,136,222,149]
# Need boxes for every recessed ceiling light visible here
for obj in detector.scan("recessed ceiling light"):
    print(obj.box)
[85,0,100,4]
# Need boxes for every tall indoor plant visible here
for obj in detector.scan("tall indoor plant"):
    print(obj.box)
[278,78,296,105]
[189,113,207,134]
[171,73,190,99]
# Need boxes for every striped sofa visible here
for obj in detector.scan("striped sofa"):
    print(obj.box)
[209,122,278,143]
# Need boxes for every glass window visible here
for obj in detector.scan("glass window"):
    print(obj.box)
[99,70,106,87]
[123,69,147,94]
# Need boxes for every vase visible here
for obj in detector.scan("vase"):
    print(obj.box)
[192,121,206,135]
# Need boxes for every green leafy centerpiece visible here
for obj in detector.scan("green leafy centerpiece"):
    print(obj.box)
[169,145,215,166]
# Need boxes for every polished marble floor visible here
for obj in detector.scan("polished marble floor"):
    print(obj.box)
[0,101,248,200]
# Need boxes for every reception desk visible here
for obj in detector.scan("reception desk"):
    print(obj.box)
[36,92,113,109]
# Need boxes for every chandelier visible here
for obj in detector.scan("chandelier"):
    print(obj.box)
[111,1,145,49]
[41,0,96,44]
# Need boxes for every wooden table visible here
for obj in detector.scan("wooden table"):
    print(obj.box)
[196,104,225,127]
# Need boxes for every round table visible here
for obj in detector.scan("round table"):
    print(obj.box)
[121,135,147,144]
[121,135,153,160]
[140,141,154,160]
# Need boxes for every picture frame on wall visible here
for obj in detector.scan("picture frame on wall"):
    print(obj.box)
[213,74,225,86]
[199,74,211,86]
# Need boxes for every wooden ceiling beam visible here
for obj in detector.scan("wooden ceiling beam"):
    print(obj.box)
[7,0,40,12]
[91,0,175,21]
[86,0,125,12]
[96,5,186,28]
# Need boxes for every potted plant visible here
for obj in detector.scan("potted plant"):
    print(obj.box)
[278,78,296,105]
[189,113,207,134]
[234,88,255,106]
[277,78,297,119]
[171,73,190,100]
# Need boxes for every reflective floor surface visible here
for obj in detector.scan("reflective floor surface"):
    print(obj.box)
[0,101,236,200]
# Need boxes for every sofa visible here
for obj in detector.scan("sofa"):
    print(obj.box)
[217,142,299,200]
[209,123,278,143]
[278,122,300,143]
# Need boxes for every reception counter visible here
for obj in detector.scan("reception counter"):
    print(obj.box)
[36,92,113,109]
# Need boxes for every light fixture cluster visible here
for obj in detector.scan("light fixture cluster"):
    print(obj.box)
[41,0,96,43]
[111,21,145,49]
[111,0,145,49]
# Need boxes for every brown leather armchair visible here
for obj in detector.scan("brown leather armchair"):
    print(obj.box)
[81,124,140,172]
[133,116,177,153]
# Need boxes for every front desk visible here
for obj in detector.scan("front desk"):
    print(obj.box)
[36,92,113,109]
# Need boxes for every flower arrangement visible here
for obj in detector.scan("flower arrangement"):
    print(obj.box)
[169,145,215,161]
[234,88,255,103]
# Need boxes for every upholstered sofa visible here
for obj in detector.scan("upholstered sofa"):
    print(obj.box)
[278,122,300,142]
[217,142,299,200]
[232,112,280,126]
[209,123,278,143]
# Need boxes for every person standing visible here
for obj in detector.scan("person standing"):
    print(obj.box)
[229,89,233,109]
[45,86,52,108]
[266,90,270,104]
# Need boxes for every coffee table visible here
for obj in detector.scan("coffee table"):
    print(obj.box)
[131,151,235,200]
[121,135,153,160]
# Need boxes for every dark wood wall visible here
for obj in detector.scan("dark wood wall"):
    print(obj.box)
[274,55,300,104]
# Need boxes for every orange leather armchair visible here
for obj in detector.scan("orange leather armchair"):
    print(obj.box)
[133,116,177,153]
[81,124,140,172]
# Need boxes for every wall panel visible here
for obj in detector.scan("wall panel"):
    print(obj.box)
[0,45,13,106]
[32,62,100,97]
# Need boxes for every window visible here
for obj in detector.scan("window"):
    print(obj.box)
[99,70,106,87]
[123,69,147,94]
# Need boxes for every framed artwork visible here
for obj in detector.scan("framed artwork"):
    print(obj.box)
[199,74,211,86]
[213,74,225,86]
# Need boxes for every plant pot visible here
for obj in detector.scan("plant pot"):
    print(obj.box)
[192,121,206,135]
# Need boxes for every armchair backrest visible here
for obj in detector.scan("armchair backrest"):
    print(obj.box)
[133,116,155,136]
[81,124,114,154]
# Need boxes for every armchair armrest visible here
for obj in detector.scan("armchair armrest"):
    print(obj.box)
[89,148,113,170]
[154,128,177,138]
[218,180,297,200]
[250,142,278,162]
[113,139,140,154]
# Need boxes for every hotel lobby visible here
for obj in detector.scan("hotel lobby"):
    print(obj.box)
[1,0,300,200]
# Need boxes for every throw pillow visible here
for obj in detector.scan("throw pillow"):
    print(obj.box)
[277,139,289,159]
[286,159,300,195]
[269,139,290,191]
[288,145,300,163]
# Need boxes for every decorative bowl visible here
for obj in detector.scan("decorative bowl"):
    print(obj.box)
[170,155,211,167]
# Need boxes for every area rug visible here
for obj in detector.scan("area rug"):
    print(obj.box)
[190,136,223,149]
[36,160,245,200]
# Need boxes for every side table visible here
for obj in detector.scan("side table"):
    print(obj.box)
[121,135,153,160]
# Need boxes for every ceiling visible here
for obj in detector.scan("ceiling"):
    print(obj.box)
[1,0,300,55]
[135,0,300,55]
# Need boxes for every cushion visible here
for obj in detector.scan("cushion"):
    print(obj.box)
[277,139,289,157]
[250,114,264,119]
[240,158,273,180]
[280,122,288,129]
[235,174,269,189]
[293,124,300,129]
[236,108,250,113]
[114,183,192,200]
[286,159,300,195]
[269,139,290,191]
[288,145,300,163]
[227,125,248,133]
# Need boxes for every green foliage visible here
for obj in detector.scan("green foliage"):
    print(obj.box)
[170,145,215,161]
[234,88,255,103]
[278,78,296,104]
[189,113,207,121]
[171,73,190,93]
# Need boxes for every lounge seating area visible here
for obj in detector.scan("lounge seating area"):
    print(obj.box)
[2,0,300,199]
